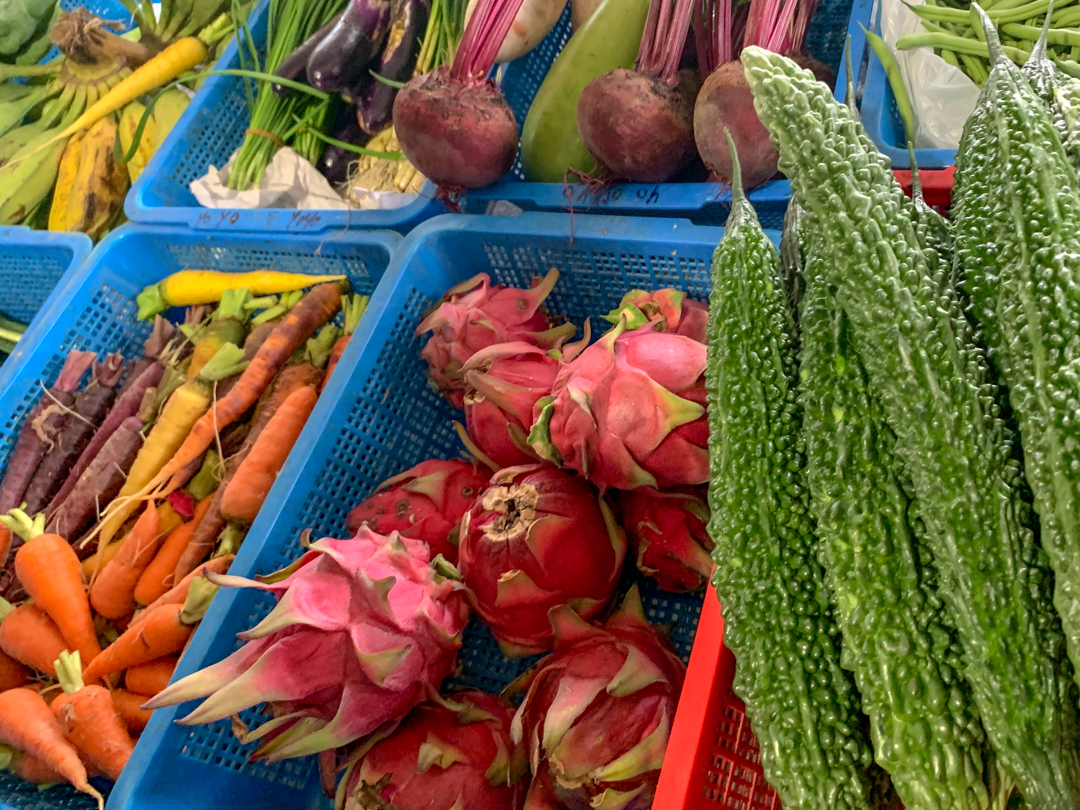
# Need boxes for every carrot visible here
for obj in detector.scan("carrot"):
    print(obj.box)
[150,283,346,495]
[0,648,30,690]
[96,343,248,547]
[187,289,250,380]
[0,688,102,807]
[321,294,368,393]
[0,527,10,569]
[138,272,346,320]
[51,651,134,782]
[133,555,233,629]
[124,655,178,696]
[81,539,125,581]
[135,495,215,607]
[82,582,214,683]
[0,599,68,677]
[90,504,163,620]
[0,744,66,784]
[110,690,153,735]
[220,386,318,524]
[12,526,101,665]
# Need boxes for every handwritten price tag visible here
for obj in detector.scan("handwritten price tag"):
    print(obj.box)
[568,185,663,207]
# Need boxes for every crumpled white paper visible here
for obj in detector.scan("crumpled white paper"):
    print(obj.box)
[191,148,419,211]
[879,0,980,149]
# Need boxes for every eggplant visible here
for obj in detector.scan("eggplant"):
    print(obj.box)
[357,0,429,134]
[272,10,345,97]
[306,0,393,93]
[317,105,369,186]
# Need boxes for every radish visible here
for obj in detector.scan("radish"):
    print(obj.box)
[463,0,567,63]
[393,0,528,192]
[694,0,833,188]
[574,0,697,183]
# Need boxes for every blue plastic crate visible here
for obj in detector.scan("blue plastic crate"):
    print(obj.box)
[0,224,400,810]
[107,211,779,810]
[0,228,91,332]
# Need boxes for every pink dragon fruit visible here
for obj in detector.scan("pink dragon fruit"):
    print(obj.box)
[615,487,714,592]
[339,690,527,810]
[529,319,709,491]
[460,330,589,468]
[458,464,626,657]
[511,588,686,810]
[603,288,708,343]
[417,268,575,408]
[145,529,470,761]
[345,459,491,564]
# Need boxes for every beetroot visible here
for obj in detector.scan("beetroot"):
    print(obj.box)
[576,0,697,182]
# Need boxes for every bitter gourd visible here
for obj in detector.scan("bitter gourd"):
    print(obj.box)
[799,265,987,810]
[954,7,1080,707]
[704,135,886,810]
[742,46,1080,810]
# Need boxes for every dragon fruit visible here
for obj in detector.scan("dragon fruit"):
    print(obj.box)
[603,288,708,343]
[529,319,709,491]
[616,487,713,592]
[145,529,470,761]
[458,464,626,657]
[460,331,589,468]
[345,459,491,564]
[417,268,575,408]
[339,690,527,810]
[511,588,686,810]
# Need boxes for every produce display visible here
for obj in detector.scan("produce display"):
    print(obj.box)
[0,270,368,795]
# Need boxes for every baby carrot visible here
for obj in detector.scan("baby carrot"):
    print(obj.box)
[12,522,100,665]
[0,688,102,807]
[91,504,162,620]
[0,744,66,784]
[51,651,134,782]
[0,599,68,677]
[0,648,30,690]
[124,655,178,696]
[135,495,215,607]
[321,294,368,393]
[110,690,153,735]
[134,555,233,629]
[221,385,319,524]
[0,527,10,569]
[137,270,347,320]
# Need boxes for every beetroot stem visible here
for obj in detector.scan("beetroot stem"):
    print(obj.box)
[636,0,695,81]
[451,0,527,80]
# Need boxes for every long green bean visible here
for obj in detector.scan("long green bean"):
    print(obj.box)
[1002,19,1080,41]
[896,30,1031,59]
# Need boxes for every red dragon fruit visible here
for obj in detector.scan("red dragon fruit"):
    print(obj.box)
[345,459,491,564]
[460,330,590,468]
[511,588,686,810]
[529,319,709,491]
[616,487,714,592]
[417,268,575,408]
[603,288,708,343]
[145,529,470,761]
[458,464,626,657]
[338,690,527,810]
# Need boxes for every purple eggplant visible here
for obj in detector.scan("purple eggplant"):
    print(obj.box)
[357,0,429,135]
[306,0,393,93]
[318,105,369,186]
[273,10,345,97]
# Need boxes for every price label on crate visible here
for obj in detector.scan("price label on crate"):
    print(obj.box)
[194,210,329,232]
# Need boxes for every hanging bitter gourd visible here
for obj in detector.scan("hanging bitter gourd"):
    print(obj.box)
[704,133,887,810]
[741,46,1080,810]
[954,7,1080,708]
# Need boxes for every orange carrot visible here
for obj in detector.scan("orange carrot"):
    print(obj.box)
[0,745,66,784]
[0,527,11,569]
[90,504,163,620]
[0,648,30,690]
[81,539,125,581]
[152,282,345,494]
[14,531,101,665]
[135,495,215,607]
[124,655,177,696]
[51,652,134,782]
[0,688,102,806]
[221,386,318,524]
[321,294,367,393]
[0,600,68,677]
[110,690,153,735]
[132,555,233,630]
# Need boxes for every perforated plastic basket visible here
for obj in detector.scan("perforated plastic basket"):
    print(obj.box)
[0,228,91,337]
[0,224,400,810]
[103,211,782,810]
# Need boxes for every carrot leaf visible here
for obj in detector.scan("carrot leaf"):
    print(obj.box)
[195,342,248,382]
[0,508,44,541]
[55,650,85,695]
[0,597,13,622]
[180,578,218,625]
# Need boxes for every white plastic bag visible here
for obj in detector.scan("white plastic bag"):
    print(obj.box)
[191,147,350,210]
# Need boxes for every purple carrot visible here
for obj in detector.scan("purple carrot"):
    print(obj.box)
[46,416,144,546]
[117,317,176,401]
[21,353,126,516]
[46,359,165,517]
[0,351,95,515]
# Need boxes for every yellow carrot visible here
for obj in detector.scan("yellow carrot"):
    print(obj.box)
[137,270,348,320]
[95,344,247,548]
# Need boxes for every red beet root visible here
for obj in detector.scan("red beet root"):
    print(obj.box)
[577,68,700,183]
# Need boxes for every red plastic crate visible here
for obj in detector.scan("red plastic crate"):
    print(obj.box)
[894,167,954,213]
